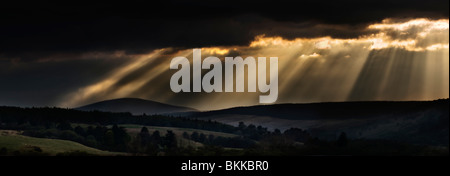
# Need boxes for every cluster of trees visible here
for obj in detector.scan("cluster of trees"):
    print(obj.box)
[0,107,308,143]
[237,122,270,140]
[177,123,314,149]
[182,131,256,148]
[128,127,178,155]
[0,106,236,134]
[23,123,130,152]
[21,124,181,155]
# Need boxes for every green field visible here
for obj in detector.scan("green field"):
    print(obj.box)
[118,124,239,148]
[118,124,237,137]
[71,123,239,148]
[0,130,123,156]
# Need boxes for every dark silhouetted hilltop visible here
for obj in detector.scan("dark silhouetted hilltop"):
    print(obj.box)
[76,98,196,115]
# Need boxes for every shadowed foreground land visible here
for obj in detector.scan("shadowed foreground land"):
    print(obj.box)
[0,99,448,156]
[0,130,123,156]
[188,99,449,146]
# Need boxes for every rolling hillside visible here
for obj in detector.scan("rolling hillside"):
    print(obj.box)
[0,130,123,156]
[76,98,197,115]
[73,98,448,146]
[120,125,238,148]
[184,99,449,146]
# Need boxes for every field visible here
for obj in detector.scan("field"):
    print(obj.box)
[117,124,238,148]
[0,130,123,156]
[1,99,446,156]
[119,124,237,137]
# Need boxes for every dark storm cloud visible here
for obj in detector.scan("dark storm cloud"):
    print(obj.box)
[0,0,448,60]
[0,57,127,107]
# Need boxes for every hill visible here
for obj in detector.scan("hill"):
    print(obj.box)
[0,99,448,155]
[184,99,449,146]
[0,130,123,156]
[76,98,196,115]
[190,99,448,120]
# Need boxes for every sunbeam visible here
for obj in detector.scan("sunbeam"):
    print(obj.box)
[57,18,449,110]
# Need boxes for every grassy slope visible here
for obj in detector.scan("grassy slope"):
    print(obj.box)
[120,124,237,137]
[119,124,238,148]
[72,123,239,148]
[0,130,122,156]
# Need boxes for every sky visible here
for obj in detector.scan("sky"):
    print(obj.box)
[0,0,449,110]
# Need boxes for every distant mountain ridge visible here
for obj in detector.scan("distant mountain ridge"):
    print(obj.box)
[189,99,449,120]
[76,98,197,115]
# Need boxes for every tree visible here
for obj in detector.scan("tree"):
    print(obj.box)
[165,130,177,149]
[337,132,348,147]
[199,133,206,143]
[104,130,115,148]
[151,130,161,144]
[86,135,97,147]
[191,131,199,142]
[284,128,310,142]
[74,126,86,137]
[238,122,246,129]
[208,134,215,144]
[60,130,84,143]
[273,129,281,135]
[86,126,95,136]
[93,125,105,142]
[139,127,151,145]
[57,121,72,131]
[182,132,190,139]
[108,125,130,151]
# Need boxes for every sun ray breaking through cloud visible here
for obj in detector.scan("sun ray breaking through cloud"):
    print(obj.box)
[57,18,449,110]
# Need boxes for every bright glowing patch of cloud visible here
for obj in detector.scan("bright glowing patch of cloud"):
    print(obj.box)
[300,53,321,59]
[202,47,231,55]
[368,18,449,31]
[426,43,449,51]
[248,18,448,52]
[250,35,303,48]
